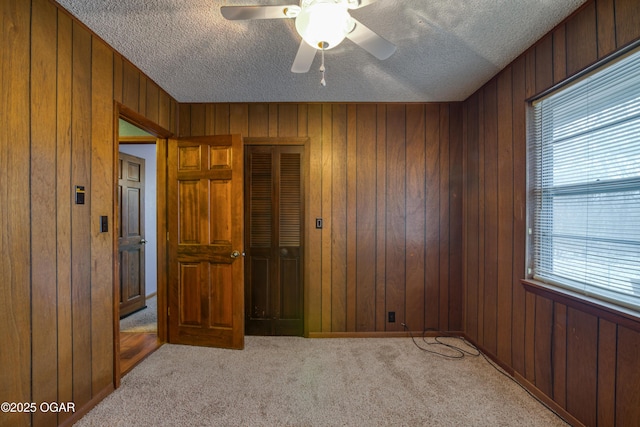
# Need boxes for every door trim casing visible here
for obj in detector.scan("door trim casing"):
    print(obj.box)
[113,103,173,388]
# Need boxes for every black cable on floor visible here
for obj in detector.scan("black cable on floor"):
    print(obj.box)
[402,323,570,426]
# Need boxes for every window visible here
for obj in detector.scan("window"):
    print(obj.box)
[529,47,640,314]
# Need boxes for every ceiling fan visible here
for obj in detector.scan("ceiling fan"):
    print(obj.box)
[221,0,396,83]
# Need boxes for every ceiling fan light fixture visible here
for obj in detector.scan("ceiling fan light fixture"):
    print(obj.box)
[294,0,351,50]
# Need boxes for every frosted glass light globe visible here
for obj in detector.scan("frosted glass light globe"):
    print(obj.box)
[295,0,351,50]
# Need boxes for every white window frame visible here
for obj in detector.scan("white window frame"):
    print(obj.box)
[527,46,640,315]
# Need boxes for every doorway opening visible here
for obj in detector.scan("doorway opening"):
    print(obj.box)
[116,116,163,377]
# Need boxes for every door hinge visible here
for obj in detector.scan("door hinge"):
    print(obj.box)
[167,232,169,241]
[167,307,170,317]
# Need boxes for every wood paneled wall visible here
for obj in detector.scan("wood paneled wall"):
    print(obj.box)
[0,1,177,426]
[178,102,463,335]
[462,0,640,425]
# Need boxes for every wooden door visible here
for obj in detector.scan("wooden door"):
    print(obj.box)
[245,145,304,336]
[168,135,244,349]
[118,152,146,317]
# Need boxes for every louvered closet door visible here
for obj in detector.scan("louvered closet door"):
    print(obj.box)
[245,145,304,336]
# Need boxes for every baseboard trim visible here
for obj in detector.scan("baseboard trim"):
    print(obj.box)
[59,383,114,427]
[307,330,465,338]
[146,291,157,299]
[462,334,583,427]
[513,372,584,427]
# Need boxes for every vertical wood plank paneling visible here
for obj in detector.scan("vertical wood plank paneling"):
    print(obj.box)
[204,102,214,134]
[269,104,278,137]
[138,75,147,118]
[178,104,190,137]
[496,69,513,361]
[553,25,567,84]
[146,81,159,125]
[510,55,527,376]
[552,303,568,408]
[90,36,114,396]
[56,10,74,423]
[614,0,640,48]
[424,104,440,330]
[190,104,206,137]
[306,104,322,334]
[375,105,387,331]
[535,35,553,94]
[533,296,553,397]
[278,104,298,137]
[158,90,171,131]
[597,319,617,427]
[248,104,268,137]
[346,105,357,332]
[524,292,536,381]
[113,54,123,104]
[464,95,479,340]
[122,59,139,112]
[438,105,450,331]
[321,104,333,332]
[1,0,31,424]
[476,90,485,344]
[297,104,308,137]
[229,103,248,136]
[30,1,59,424]
[448,104,463,331]
[616,326,640,425]
[71,21,93,409]
[355,104,376,331]
[597,0,616,58]
[566,2,597,76]
[385,105,406,331]
[525,50,536,99]
[330,104,347,331]
[214,104,230,134]
[405,104,426,332]
[483,80,498,355]
[566,307,598,427]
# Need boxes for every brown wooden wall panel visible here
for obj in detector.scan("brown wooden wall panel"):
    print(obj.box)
[463,1,640,424]
[405,104,426,333]
[90,36,115,396]
[1,0,32,426]
[56,10,74,425]
[1,1,180,425]
[510,55,527,376]
[437,105,450,331]
[30,1,59,424]
[424,104,441,330]
[496,69,513,363]
[615,0,640,48]
[448,104,463,331]
[355,104,377,331]
[566,307,598,427]
[566,2,597,76]
[180,101,464,335]
[616,326,640,425]
[71,21,94,409]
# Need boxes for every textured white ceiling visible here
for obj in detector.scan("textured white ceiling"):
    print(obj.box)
[55,0,587,103]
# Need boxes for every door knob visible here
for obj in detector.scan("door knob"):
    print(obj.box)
[140,239,148,244]
[231,250,241,259]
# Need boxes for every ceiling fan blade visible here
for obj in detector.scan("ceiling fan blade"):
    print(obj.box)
[291,41,317,73]
[346,18,396,60]
[220,5,297,20]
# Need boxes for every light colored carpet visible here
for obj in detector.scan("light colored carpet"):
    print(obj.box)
[77,337,567,426]
[119,295,157,333]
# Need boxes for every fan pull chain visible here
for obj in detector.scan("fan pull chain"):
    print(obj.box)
[320,44,327,87]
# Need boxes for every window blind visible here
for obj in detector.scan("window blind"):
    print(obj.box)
[530,47,640,313]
